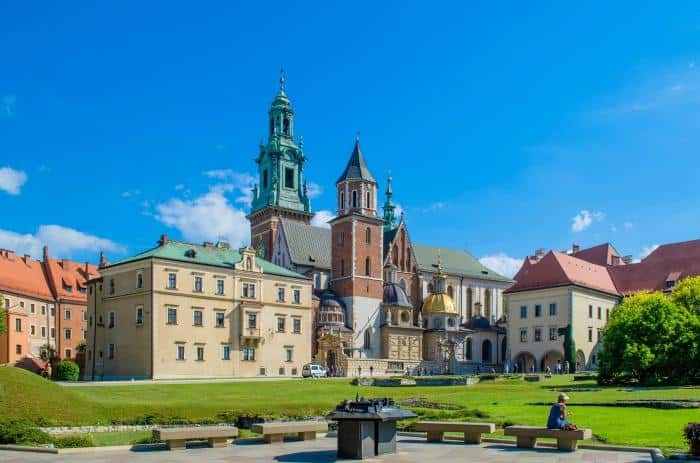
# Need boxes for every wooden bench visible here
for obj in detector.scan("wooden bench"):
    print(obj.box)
[414,421,496,444]
[153,426,239,450]
[504,425,592,451]
[251,421,328,443]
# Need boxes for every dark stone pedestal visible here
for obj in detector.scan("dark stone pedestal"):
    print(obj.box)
[375,421,397,455]
[336,420,398,459]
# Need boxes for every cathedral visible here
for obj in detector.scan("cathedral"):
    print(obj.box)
[247,76,512,376]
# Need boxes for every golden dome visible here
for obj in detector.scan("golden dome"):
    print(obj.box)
[421,293,457,314]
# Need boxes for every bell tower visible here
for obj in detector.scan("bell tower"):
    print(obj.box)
[330,137,384,357]
[248,71,313,260]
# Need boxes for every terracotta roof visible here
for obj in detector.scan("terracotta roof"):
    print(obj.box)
[513,256,539,281]
[573,243,624,266]
[0,250,54,300]
[45,257,98,302]
[504,251,619,296]
[609,238,700,294]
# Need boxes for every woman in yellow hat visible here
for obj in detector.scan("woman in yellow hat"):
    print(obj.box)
[547,392,575,429]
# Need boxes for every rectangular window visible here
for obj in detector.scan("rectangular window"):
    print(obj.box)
[50,306,55,316]
[107,344,114,359]
[277,287,285,302]
[64,328,72,340]
[196,346,204,361]
[534,327,542,342]
[65,309,71,320]
[243,347,255,361]
[589,305,593,318]
[83,330,88,339]
[549,303,557,316]
[167,307,177,325]
[136,272,143,289]
[108,311,115,328]
[284,167,294,188]
[242,283,256,298]
[520,306,527,318]
[606,308,610,321]
[30,325,36,336]
[109,279,115,295]
[549,327,558,341]
[535,305,542,317]
[588,327,593,342]
[15,319,21,332]
[222,345,230,360]
[30,303,35,314]
[216,279,224,295]
[339,231,345,246]
[177,345,185,360]
[279,367,285,375]
[193,310,203,326]
[215,312,225,327]
[597,328,601,341]
[65,349,72,359]
[41,305,46,315]
[4,298,9,309]
[597,306,602,320]
[20,301,24,308]
[520,328,528,343]
[136,306,144,325]
[167,273,177,289]
[293,318,301,333]
[51,327,55,339]
[41,326,46,337]
[83,311,87,321]
[293,289,301,304]
[285,348,293,362]
[247,313,257,329]
[15,344,21,355]
[194,276,203,293]
[277,317,286,332]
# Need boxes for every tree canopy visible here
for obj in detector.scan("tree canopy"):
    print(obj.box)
[598,282,700,386]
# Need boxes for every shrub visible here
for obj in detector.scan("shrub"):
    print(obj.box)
[55,361,80,381]
[52,434,94,448]
[0,420,52,445]
[685,422,700,452]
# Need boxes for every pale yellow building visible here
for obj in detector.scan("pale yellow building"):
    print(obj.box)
[84,235,313,380]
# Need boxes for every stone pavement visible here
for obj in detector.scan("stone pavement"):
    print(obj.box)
[0,435,653,463]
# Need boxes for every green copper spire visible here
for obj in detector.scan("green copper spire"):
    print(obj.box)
[250,72,311,215]
[382,172,397,231]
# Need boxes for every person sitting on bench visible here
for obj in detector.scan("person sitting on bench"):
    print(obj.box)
[547,393,576,430]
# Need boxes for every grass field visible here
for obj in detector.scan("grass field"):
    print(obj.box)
[1,366,698,452]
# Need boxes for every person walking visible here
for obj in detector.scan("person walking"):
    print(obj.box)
[564,360,570,374]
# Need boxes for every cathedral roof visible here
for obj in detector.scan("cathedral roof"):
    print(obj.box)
[280,220,332,270]
[336,138,376,184]
[382,282,412,308]
[463,315,493,331]
[413,244,512,283]
[421,293,457,314]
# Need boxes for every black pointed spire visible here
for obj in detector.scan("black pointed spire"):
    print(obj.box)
[336,136,376,184]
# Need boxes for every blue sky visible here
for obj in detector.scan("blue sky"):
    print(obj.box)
[1,2,700,277]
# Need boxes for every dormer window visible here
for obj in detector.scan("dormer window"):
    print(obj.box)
[64,285,73,292]
[185,249,196,258]
[666,280,676,288]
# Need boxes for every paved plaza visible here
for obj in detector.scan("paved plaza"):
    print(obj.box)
[0,435,653,463]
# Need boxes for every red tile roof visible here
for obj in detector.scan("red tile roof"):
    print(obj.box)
[0,250,54,300]
[573,243,624,266]
[513,256,538,281]
[45,257,98,302]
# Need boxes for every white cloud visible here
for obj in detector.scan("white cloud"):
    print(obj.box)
[638,244,659,261]
[202,169,255,205]
[479,253,522,279]
[0,225,124,259]
[120,189,141,198]
[624,222,634,230]
[175,184,185,191]
[2,95,16,117]
[311,210,335,229]
[306,182,322,199]
[394,203,405,218]
[155,186,250,247]
[0,167,28,195]
[571,210,604,232]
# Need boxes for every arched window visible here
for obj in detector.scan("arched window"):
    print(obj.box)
[365,257,371,276]
[340,191,345,209]
[447,285,454,299]
[351,190,358,208]
[364,329,371,349]
[340,259,345,276]
[282,117,290,135]
[366,191,371,209]
[466,338,472,360]
[400,311,409,323]
[365,227,371,244]
[482,340,492,363]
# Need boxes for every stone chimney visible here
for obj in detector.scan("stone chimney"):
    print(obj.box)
[622,255,633,264]
[534,248,545,260]
[572,243,580,254]
[216,240,230,249]
[159,234,169,246]
[23,254,31,264]
[99,251,108,269]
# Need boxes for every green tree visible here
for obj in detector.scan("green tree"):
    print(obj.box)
[55,360,80,381]
[0,295,7,334]
[671,275,700,316]
[598,292,700,385]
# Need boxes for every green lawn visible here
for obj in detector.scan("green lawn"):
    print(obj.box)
[1,367,697,452]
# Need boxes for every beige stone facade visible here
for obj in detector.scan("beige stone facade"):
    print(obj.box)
[84,242,312,380]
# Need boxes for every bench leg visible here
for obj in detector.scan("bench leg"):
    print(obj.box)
[208,437,228,448]
[516,436,537,448]
[426,431,444,442]
[264,433,284,444]
[166,439,187,450]
[557,439,577,451]
[298,431,317,441]
[463,431,482,444]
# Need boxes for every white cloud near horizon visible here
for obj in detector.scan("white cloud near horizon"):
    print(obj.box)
[311,210,335,229]
[0,167,28,195]
[479,253,522,278]
[306,182,322,199]
[0,225,124,259]
[571,210,604,232]
[203,169,255,206]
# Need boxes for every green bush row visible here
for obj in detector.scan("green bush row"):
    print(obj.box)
[0,421,94,448]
